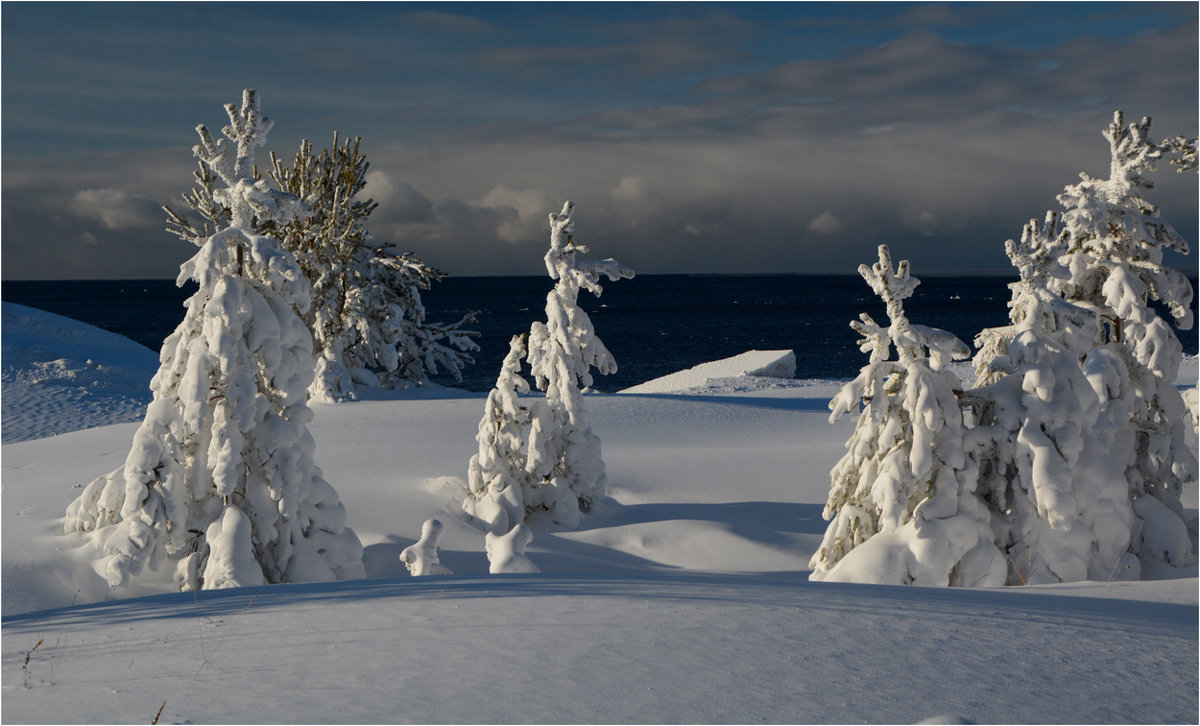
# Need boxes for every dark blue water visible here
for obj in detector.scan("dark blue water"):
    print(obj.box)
[4,275,1197,393]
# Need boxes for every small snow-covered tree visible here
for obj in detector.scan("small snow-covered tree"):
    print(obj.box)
[1045,111,1197,571]
[485,523,540,574]
[463,334,538,534]
[810,245,1005,586]
[523,201,634,528]
[66,90,365,591]
[399,519,453,576]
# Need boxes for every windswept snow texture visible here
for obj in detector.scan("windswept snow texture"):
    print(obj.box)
[2,312,1197,724]
[2,303,158,443]
[620,349,797,394]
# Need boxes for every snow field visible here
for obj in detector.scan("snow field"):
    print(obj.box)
[4,571,1195,724]
[3,306,1197,723]
[1,303,159,443]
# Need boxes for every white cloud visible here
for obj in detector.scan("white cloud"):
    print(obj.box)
[364,170,434,223]
[475,185,555,244]
[611,175,647,204]
[806,211,843,236]
[903,209,939,237]
[69,188,158,231]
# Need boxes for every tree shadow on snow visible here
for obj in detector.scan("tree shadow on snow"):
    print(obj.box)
[589,499,830,541]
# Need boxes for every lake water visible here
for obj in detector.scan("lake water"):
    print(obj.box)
[4,275,1196,393]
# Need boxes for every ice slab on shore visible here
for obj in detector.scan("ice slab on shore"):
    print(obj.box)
[620,349,796,394]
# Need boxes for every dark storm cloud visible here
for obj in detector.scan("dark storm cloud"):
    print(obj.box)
[475,31,756,79]
[1,3,1195,280]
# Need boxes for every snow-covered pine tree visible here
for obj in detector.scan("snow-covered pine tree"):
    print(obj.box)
[965,221,1135,584]
[810,245,1005,586]
[264,134,479,401]
[523,202,634,529]
[171,132,478,402]
[463,334,538,534]
[1046,111,1197,571]
[66,90,365,591]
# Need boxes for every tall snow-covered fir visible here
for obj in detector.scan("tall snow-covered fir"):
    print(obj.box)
[463,202,633,536]
[809,245,1004,586]
[1042,111,1196,573]
[66,90,365,590]
[968,218,1135,584]
[523,202,634,528]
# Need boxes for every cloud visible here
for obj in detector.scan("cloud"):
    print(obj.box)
[69,188,159,230]
[396,10,501,36]
[364,171,434,223]
[296,49,379,73]
[611,176,647,204]
[476,39,748,77]
[1,6,1195,280]
[474,185,557,245]
[902,209,940,237]
[807,211,843,236]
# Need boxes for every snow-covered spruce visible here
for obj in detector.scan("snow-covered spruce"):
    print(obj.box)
[528,202,635,529]
[967,222,1135,584]
[399,519,452,576]
[810,245,1005,587]
[972,212,1097,387]
[1044,111,1197,571]
[463,202,632,534]
[463,334,538,534]
[65,90,365,590]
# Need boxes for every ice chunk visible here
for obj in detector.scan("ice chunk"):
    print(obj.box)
[621,350,796,394]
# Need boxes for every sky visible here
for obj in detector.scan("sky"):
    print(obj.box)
[2,1,1197,279]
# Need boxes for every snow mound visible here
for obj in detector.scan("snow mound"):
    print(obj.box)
[621,349,796,394]
[2,302,159,443]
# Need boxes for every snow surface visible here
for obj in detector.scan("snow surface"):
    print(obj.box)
[3,306,1197,723]
[2,303,158,443]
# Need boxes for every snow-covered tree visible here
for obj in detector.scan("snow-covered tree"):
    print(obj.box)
[964,110,1197,583]
[967,225,1134,584]
[523,201,634,529]
[462,201,632,535]
[810,245,1005,587]
[463,334,537,534]
[972,212,1097,387]
[170,132,478,402]
[1044,111,1197,571]
[264,134,479,401]
[399,519,453,576]
[66,90,365,591]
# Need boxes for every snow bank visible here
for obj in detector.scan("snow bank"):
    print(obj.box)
[1,302,159,443]
[620,349,796,394]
